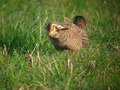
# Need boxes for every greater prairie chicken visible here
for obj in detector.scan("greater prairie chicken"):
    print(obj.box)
[46,16,88,73]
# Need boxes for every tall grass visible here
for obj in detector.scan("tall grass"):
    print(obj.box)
[0,0,120,89]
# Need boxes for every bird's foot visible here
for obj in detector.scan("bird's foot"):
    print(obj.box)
[67,58,73,74]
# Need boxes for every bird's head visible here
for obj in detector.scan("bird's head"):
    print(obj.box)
[46,23,68,38]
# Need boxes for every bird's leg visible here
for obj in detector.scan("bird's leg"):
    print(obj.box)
[67,51,76,74]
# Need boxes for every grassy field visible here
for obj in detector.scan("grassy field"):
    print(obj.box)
[0,0,120,89]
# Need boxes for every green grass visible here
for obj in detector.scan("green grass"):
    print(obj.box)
[0,0,120,89]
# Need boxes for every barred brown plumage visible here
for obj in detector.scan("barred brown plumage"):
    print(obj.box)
[46,16,88,73]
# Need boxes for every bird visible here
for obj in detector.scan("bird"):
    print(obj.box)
[46,16,88,73]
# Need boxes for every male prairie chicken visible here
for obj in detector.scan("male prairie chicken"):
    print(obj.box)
[46,16,88,73]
